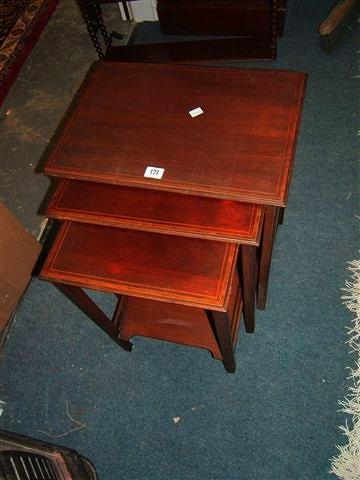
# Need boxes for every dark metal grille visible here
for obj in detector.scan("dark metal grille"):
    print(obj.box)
[0,451,61,480]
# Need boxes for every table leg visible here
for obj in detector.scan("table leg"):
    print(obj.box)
[206,310,236,373]
[240,245,257,333]
[278,207,285,225]
[54,283,133,352]
[257,205,280,310]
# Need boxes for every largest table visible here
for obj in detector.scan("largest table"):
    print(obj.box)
[44,61,307,308]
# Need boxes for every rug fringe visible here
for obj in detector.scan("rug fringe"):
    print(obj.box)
[330,259,360,479]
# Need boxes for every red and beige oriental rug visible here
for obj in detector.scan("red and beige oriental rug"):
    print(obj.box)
[0,0,59,106]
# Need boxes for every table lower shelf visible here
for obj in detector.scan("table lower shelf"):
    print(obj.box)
[115,270,242,361]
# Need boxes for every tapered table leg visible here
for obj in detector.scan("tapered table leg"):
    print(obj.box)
[54,283,133,351]
[278,207,285,225]
[257,206,280,310]
[240,245,257,333]
[206,310,236,373]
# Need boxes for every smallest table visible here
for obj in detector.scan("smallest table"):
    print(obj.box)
[40,221,242,372]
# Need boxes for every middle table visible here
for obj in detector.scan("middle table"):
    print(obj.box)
[45,179,263,332]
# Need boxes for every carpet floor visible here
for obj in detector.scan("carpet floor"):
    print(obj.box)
[0,1,358,479]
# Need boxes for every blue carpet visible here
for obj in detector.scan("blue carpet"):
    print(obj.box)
[0,1,358,479]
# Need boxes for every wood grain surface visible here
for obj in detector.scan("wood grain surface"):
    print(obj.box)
[40,221,239,310]
[44,62,307,206]
[46,179,263,244]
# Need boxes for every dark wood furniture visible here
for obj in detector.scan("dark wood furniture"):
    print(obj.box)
[46,180,263,244]
[156,0,282,36]
[78,0,284,60]
[0,203,41,344]
[105,37,275,63]
[112,0,284,62]
[44,61,307,309]
[45,179,263,332]
[39,60,306,373]
[40,221,242,372]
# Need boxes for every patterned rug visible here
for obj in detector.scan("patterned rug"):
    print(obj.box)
[0,0,59,106]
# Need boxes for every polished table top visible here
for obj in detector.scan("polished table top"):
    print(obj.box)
[44,62,307,206]
[40,221,238,311]
[46,179,263,244]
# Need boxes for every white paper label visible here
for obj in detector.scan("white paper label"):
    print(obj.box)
[144,166,165,179]
[189,107,204,118]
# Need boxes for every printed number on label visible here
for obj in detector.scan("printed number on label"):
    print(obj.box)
[144,166,165,179]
